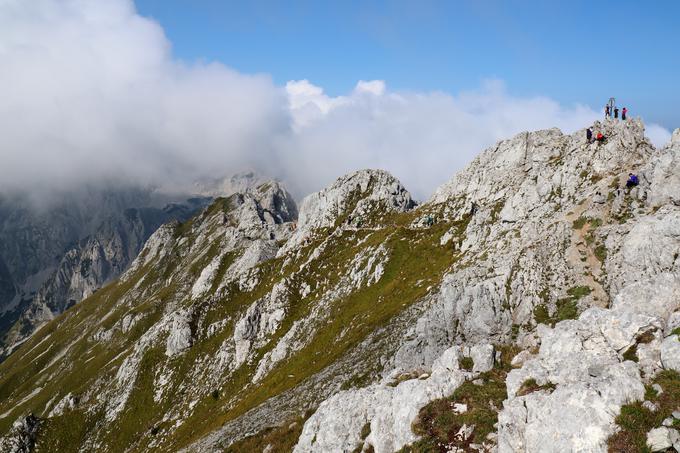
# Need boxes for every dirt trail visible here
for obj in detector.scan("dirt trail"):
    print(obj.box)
[564,203,609,308]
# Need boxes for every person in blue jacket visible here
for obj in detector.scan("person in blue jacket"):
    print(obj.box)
[626,173,639,188]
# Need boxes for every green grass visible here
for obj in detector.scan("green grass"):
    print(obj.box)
[572,216,602,230]
[400,345,520,452]
[572,216,588,229]
[342,371,376,390]
[0,260,165,443]
[622,344,639,363]
[224,412,312,453]
[459,357,474,371]
[608,370,680,452]
[594,244,607,263]
[189,217,466,443]
[35,408,102,453]
[621,330,658,364]
[0,194,474,452]
[516,378,556,396]
[533,286,591,327]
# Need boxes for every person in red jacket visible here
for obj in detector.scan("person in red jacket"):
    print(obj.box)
[622,107,628,120]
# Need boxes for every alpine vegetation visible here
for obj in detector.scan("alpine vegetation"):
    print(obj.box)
[0,117,679,453]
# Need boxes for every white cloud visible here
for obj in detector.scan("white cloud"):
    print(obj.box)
[646,124,672,149]
[354,80,386,96]
[0,0,287,194]
[0,0,673,201]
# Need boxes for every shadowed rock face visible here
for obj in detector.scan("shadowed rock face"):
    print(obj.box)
[1,120,679,453]
[0,257,14,308]
[0,190,211,359]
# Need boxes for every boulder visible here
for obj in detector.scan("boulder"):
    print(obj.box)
[661,335,680,372]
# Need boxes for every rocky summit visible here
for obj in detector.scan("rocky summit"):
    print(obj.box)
[1,118,679,453]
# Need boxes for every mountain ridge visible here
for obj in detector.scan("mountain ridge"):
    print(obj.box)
[1,118,679,453]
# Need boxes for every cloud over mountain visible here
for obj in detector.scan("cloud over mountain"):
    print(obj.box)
[0,0,672,200]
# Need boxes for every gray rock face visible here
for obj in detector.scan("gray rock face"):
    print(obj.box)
[280,169,415,253]
[646,426,680,452]
[165,310,193,357]
[498,318,645,452]
[294,347,465,453]
[648,129,680,207]
[661,335,680,372]
[295,119,676,452]
[0,414,39,453]
[496,271,680,453]
[0,257,15,318]
[0,194,210,359]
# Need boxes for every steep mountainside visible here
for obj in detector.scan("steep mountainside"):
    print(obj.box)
[0,190,210,359]
[1,119,679,453]
[0,257,14,316]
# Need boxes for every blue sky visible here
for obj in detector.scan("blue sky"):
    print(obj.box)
[136,0,680,130]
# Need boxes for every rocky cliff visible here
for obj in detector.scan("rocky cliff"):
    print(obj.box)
[0,190,210,359]
[0,118,679,453]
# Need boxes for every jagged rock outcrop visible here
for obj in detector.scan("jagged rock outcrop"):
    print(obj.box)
[497,272,680,452]
[280,169,415,253]
[647,426,680,451]
[648,128,680,207]
[295,347,465,453]
[193,171,271,198]
[0,414,39,453]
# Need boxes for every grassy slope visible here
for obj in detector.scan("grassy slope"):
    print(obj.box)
[0,193,471,452]
[398,345,520,453]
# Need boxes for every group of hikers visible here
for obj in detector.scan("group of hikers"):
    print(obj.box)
[586,127,605,144]
[586,99,640,191]
[605,105,628,120]
[585,99,631,145]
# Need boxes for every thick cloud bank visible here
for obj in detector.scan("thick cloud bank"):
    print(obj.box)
[0,0,287,194]
[0,0,673,200]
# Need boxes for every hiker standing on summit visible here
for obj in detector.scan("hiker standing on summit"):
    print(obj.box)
[622,107,628,120]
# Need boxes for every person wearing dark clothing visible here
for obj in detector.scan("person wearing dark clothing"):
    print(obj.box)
[614,108,619,119]
[605,105,610,117]
[626,173,639,188]
[586,128,593,143]
[622,107,628,120]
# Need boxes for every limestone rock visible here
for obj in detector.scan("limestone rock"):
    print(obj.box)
[280,169,415,253]
[469,343,495,373]
[661,335,680,372]
[165,310,193,357]
[47,393,76,417]
[646,427,679,452]
[294,347,464,453]
[3,118,679,453]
